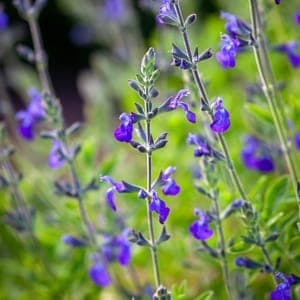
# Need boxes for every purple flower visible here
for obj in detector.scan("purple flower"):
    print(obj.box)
[216,34,238,69]
[114,112,134,143]
[102,229,131,266]
[48,140,67,169]
[103,0,125,22]
[0,9,8,31]
[241,135,275,173]
[220,11,251,39]
[187,133,211,157]
[100,176,127,211]
[275,42,300,68]
[270,272,297,300]
[157,0,177,25]
[160,167,180,196]
[275,0,281,4]
[294,133,300,150]
[61,235,87,247]
[16,88,45,140]
[210,97,230,133]
[295,12,300,25]
[149,191,170,224]
[189,208,214,241]
[168,89,196,123]
[89,262,112,287]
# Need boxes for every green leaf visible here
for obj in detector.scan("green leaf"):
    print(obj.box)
[263,175,290,218]
[228,241,254,254]
[245,103,273,124]
[195,290,215,300]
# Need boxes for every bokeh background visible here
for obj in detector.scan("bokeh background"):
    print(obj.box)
[1,0,300,299]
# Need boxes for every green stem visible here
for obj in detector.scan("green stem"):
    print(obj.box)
[69,160,97,246]
[24,0,54,95]
[173,3,248,202]
[145,96,161,288]
[212,191,233,299]
[248,0,300,227]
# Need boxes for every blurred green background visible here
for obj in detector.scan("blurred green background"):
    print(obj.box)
[1,0,300,299]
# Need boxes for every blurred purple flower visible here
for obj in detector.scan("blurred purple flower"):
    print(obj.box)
[295,12,300,25]
[275,0,281,4]
[100,176,127,211]
[275,41,300,68]
[89,262,112,287]
[187,133,211,157]
[102,229,131,266]
[150,191,170,224]
[103,0,125,22]
[241,135,275,173]
[189,208,214,241]
[216,34,238,68]
[220,11,251,39]
[157,0,177,25]
[168,89,196,123]
[160,166,180,196]
[269,272,299,300]
[210,97,230,133]
[294,133,300,150]
[61,235,87,247]
[114,112,134,143]
[0,8,8,31]
[48,140,67,169]
[16,88,45,140]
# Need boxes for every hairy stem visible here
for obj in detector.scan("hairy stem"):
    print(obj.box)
[145,93,161,288]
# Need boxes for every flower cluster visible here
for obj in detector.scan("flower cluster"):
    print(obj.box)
[16,88,45,140]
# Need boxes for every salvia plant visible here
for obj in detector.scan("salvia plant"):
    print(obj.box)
[1,0,300,299]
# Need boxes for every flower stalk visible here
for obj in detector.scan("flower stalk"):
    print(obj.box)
[248,0,300,229]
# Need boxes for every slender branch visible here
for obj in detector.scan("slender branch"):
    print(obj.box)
[145,89,161,288]
[212,191,233,299]
[248,0,300,227]
[173,3,248,202]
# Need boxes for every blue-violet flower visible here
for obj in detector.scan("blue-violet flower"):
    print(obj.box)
[275,41,300,68]
[89,262,112,287]
[100,176,127,211]
[114,112,135,143]
[168,89,196,123]
[149,190,170,224]
[16,88,45,140]
[189,208,214,241]
[48,140,68,169]
[210,97,230,133]
[157,0,177,25]
[241,135,275,173]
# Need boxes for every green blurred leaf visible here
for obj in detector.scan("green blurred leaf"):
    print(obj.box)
[195,290,215,300]
[263,175,290,217]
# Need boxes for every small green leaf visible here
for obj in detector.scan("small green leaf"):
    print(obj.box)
[195,290,214,300]
[245,103,273,124]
